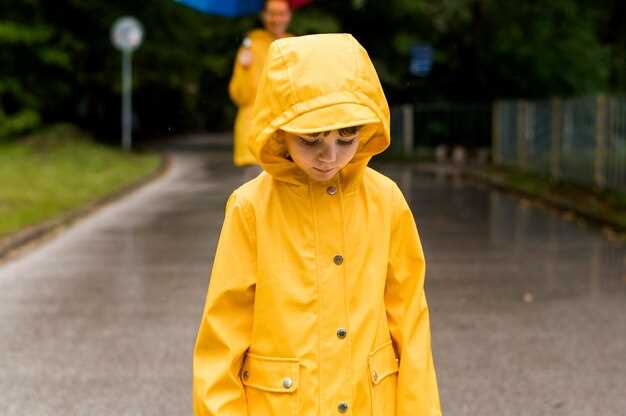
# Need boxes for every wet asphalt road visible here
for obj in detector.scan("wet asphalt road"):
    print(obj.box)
[1,136,625,415]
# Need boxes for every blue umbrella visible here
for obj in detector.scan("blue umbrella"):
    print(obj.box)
[175,0,265,17]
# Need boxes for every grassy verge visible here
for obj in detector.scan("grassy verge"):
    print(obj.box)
[471,165,626,231]
[0,124,161,237]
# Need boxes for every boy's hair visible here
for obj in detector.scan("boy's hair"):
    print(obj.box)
[303,125,361,139]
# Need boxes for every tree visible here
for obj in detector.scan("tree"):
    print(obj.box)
[0,0,621,141]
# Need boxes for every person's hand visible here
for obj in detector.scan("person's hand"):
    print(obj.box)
[239,49,252,68]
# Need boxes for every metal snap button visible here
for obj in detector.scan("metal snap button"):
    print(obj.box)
[336,327,347,339]
[282,377,293,389]
[333,255,343,265]
[327,186,337,195]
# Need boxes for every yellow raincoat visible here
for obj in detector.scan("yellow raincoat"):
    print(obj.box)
[194,34,441,415]
[228,29,290,166]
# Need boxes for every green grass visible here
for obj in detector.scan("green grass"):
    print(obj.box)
[0,124,160,237]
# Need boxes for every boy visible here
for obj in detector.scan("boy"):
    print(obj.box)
[193,34,442,415]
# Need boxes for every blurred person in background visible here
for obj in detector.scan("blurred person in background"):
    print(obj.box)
[228,0,293,169]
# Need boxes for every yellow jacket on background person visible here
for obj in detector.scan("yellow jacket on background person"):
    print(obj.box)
[194,34,442,415]
[228,29,290,166]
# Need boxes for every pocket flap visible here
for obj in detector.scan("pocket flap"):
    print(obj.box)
[241,352,300,393]
[368,341,399,385]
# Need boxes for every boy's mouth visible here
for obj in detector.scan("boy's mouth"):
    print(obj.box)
[313,167,335,173]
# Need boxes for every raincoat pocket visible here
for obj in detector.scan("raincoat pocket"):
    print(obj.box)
[241,352,300,415]
[368,341,399,415]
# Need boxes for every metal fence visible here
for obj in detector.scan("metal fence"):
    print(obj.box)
[389,102,492,156]
[493,95,626,191]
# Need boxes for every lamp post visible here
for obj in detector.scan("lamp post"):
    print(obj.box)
[111,16,144,151]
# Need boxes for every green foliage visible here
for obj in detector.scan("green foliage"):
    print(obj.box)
[0,8,78,138]
[485,1,610,96]
[0,0,623,141]
[0,110,41,139]
[319,0,623,101]
[0,21,53,43]
[290,9,340,34]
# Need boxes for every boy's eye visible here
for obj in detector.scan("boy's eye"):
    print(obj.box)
[298,137,319,146]
[337,138,356,146]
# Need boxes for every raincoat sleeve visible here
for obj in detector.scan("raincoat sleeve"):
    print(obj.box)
[385,183,442,415]
[193,190,256,416]
[228,46,257,108]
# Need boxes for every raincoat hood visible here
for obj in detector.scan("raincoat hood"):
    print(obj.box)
[248,33,391,186]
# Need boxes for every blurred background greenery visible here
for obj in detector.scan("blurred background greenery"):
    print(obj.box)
[1,0,624,142]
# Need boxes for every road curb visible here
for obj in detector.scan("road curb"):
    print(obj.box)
[408,161,625,237]
[0,152,172,263]
[462,168,626,238]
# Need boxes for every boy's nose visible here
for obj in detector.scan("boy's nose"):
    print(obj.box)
[318,143,337,164]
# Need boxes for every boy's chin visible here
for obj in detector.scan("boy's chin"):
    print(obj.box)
[307,168,338,183]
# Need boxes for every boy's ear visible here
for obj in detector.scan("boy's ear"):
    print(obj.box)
[274,129,287,143]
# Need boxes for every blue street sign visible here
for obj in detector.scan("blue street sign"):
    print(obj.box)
[410,44,433,76]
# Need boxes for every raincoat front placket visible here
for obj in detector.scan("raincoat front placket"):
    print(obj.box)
[307,174,354,414]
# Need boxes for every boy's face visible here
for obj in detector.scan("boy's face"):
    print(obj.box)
[262,1,292,38]
[283,128,360,182]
